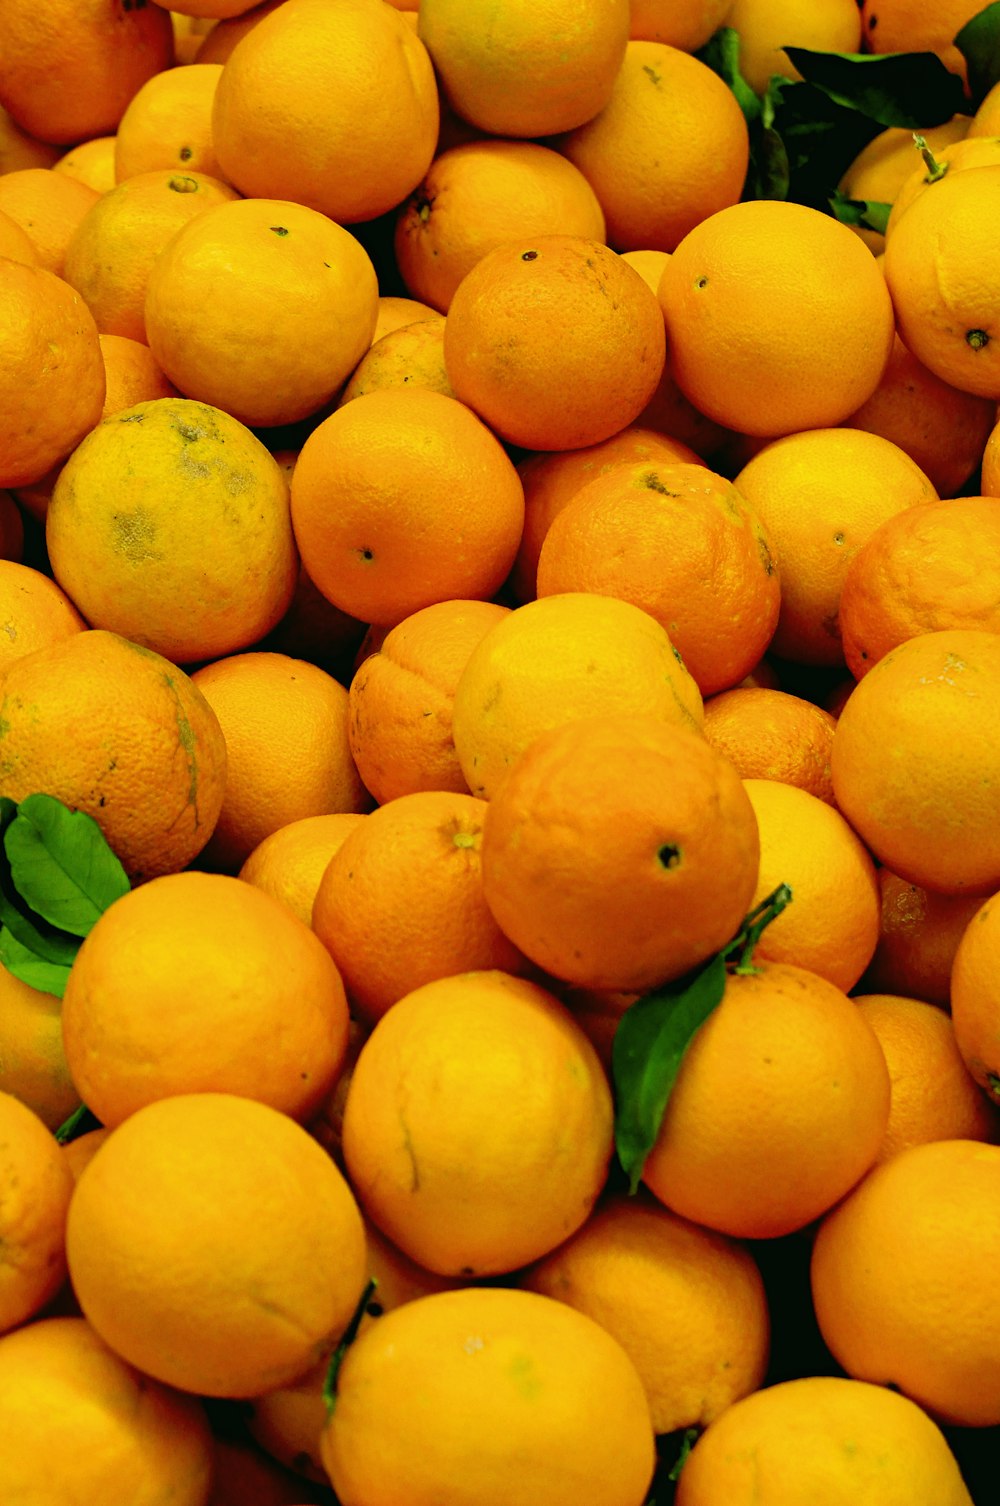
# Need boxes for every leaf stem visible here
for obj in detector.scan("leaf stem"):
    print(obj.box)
[723,883,793,974]
[912,132,948,182]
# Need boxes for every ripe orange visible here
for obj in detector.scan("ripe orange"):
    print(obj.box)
[337,318,453,406]
[629,0,733,51]
[0,558,85,672]
[0,103,60,172]
[861,0,987,77]
[238,811,367,928]
[0,167,99,276]
[290,388,525,627]
[194,0,287,63]
[887,135,1000,235]
[52,135,117,193]
[98,332,178,415]
[0,207,38,266]
[981,409,1000,495]
[62,1128,110,1185]
[0,1091,74,1333]
[971,79,1000,136]
[951,891,1000,1105]
[863,867,984,1006]
[726,0,861,94]
[0,959,79,1131]
[372,293,440,343]
[115,62,226,182]
[702,687,837,803]
[658,200,895,436]
[838,117,970,255]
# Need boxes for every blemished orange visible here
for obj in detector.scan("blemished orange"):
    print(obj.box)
[444,235,665,451]
[0,960,79,1131]
[863,867,984,1006]
[0,259,105,489]
[831,629,1000,894]
[337,319,454,406]
[347,598,510,804]
[838,117,970,255]
[535,459,779,695]
[211,0,439,224]
[190,651,371,872]
[629,0,733,50]
[144,197,379,428]
[114,63,225,182]
[741,777,880,992]
[61,870,352,1128]
[46,397,298,665]
[418,0,629,137]
[0,558,85,672]
[702,687,837,804]
[643,960,891,1239]
[0,1091,74,1334]
[658,199,895,436]
[342,972,614,1274]
[0,103,60,172]
[523,1192,769,1435]
[394,140,606,313]
[52,135,117,193]
[372,293,440,343]
[451,592,704,801]
[290,388,525,627]
[855,993,1000,1163]
[725,0,861,94]
[98,332,178,415]
[0,0,174,145]
[0,1317,215,1506]
[238,812,367,928]
[951,890,1000,1104]
[0,168,99,275]
[839,497,1000,679]
[62,168,239,343]
[733,427,938,664]
[311,790,530,1022]
[811,1139,1000,1426]
[674,1374,974,1506]
[861,0,986,77]
[559,42,749,253]
[0,207,38,266]
[0,629,227,883]
[67,1093,368,1399]
[481,715,760,992]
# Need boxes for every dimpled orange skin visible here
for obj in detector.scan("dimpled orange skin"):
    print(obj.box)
[0,1091,75,1334]
[702,688,837,804]
[950,891,1000,1102]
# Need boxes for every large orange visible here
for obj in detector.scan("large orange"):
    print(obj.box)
[0,1091,74,1334]
[702,687,837,804]
[0,167,100,276]
[0,558,85,672]
[951,891,1000,1105]
[114,62,226,182]
[863,867,984,1007]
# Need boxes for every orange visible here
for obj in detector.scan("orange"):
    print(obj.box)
[289,388,525,626]
[337,318,454,406]
[98,331,178,415]
[702,687,837,803]
[66,1092,368,1398]
[811,1138,1000,1426]
[887,135,1000,235]
[0,629,227,883]
[62,168,239,343]
[952,891,1000,1104]
[971,78,1000,136]
[0,207,38,266]
[674,1374,974,1506]
[311,790,530,1022]
[394,140,606,313]
[838,116,970,255]
[733,427,938,664]
[0,1091,74,1333]
[372,293,440,343]
[260,560,369,685]
[322,1286,654,1506]
[194,0,288,63]
[0,557,85,672]
[830,629,1000,894]
[642,960,891,1238]
[863,867,984,1006]
[861,0,987,77]
[845,334,995,498]
[0,959,79,1131]
[839,496,1000,679]
[417,0,629,137]
[52,135,117,193]
[443,234,665,450]
[62,1128,111,1185]
[726,0,861,94]
[0,258,105,489]
[629,0,733,50]
[981,408,1000,494]
[347,597,510,804]
[144,197,379,429]
[0,167,99,275]
[238,812,367,928]
[658,199,895,436]
[0,0,174,145]
[0,103,60,172]
[855,993,1000,1163]
[522,1191,769,1434]
[208,1437,335,1505]
[451,592,704,801]
[535,459,779,695]
[190,651,371,872]
[115,62,226,182]
[0,1316,214,1506]
[741,777,880,991]
[559,41,749,253]
[341,970,614,1273]
[211,0,439,224]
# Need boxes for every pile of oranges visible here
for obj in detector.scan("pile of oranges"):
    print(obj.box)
[3,0,1000,1502]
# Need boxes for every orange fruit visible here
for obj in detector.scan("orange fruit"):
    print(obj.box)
[642,960,891,1238]
[115,62,226,182]
[702,686,837,803]
[0,959,79,1131]
[337,318,454,406]
[372,293,440,343]
[98,331,178,415]
[981,408,1000,494]
[480,714,760,992]
[830,629,1000,894]
[658,200,895,436]
[811,1138,1000,1426]
[559,41,750,253]
[971,78,1000,136]
[67,1092,368,1398]
[674,1374,974,1506]
[951,890,1000,1105]
[0,103,60,172]
[321,1286,654,1506]
[238,812,367,928]
[417,0,630,137]
[347,597,510,804]
[838,116,970,255]
[444,235,665,450]
[0,557,85,672]
[341,970,614,1273]
[629,0,733,50]
[522,1191,769,1434]
[311,790,530,1022]
[733,427,938,664]
[144,197,379,429]
[0,1091,74,1333]
[289,388,525,627]
[535,459,779,695]
[62,1128,111,1185]
[190,650,371,872]
[0,0,174,145]
[726,0,861,94]
[194,0,288,63]
[394,140,606,313]
[211,0,439,224]
[0,206,39,266]
[52,134,117,193]
[0,1316,215,1506]
[260,562,369,686]
[0,629,227,883]
[451,592,704,801]
[863,867,985,1007]
[63,168,239,342]
[861,0,987,77]
[0,258,105,489]
[0,167,99,276]
[887,135,1000,236]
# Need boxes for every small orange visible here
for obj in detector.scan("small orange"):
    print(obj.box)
[115,62,226,182]
[725,0,861,94]
[372,293,440,343]
[0,960,79,1131]
[0,1091,74,1334]
[0,168,100,276]
[951,891,1000,1105]
[629,0,734,51]
[702,687,837,803]
[337,319,454,406]
[0,103,60,172]
[981,408,1000,494]
[238,812,367,929]
[0,558,85,672]
[52,135,117,193]
[863,867,985,1007]
[97,332,178,415]
[62,1128,111,1185]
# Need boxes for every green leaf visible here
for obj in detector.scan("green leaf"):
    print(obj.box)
[668,1427,701,1482]
[783,47,969,129]
[696,27,762,120]
[0,798,16,835]
[956,1,1000,108]
[828,188,892,235]
[54,1103,102,1145]
[612,951,728,1194]
[323,1278,378,1414]
[0,929,72,997]
[4,794,129,937]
